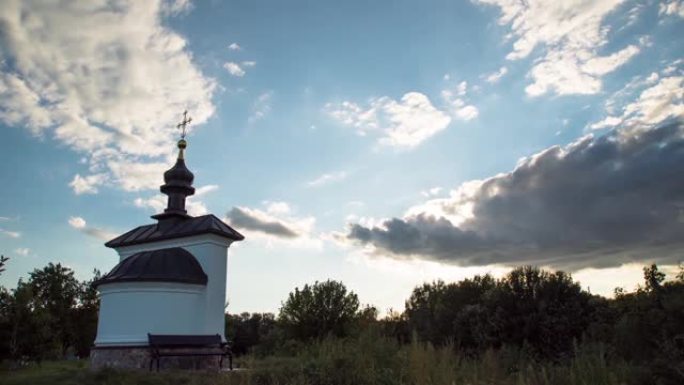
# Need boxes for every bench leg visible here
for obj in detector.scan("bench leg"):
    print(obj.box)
[157,357,160,372]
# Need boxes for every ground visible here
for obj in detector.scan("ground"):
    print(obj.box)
[0,361,247,385]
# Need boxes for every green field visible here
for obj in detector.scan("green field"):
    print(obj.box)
[0,336,640,385]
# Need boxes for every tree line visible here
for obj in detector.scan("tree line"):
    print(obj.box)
[1,256,682,382]
[0,258,100,361]
[226,265,684,384]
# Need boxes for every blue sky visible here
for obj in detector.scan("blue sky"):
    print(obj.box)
[1,0,683,313]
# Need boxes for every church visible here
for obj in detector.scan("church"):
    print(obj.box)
[90,113,244,370]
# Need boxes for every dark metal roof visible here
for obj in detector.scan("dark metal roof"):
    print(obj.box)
[94,247,207,287]
[105,214,244,248]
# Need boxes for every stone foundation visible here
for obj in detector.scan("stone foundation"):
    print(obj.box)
[90,346,226,371]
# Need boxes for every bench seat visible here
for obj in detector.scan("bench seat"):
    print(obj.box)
[147,333,232,371]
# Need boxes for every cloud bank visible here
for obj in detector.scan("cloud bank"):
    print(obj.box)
[346,120,684,270]
[0,0,215,194]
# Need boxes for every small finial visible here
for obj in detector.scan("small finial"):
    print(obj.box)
[176,111,192,160]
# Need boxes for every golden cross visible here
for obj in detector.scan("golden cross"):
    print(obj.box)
[177,110,192,139]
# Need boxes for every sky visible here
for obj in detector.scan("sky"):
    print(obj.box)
[0,0,683,314]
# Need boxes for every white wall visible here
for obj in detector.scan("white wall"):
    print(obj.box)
[93,234,235,346]
[95,282,204,346]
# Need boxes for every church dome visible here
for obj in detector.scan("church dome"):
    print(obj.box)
[94,247,207,287]
[163,139,194,187]
[162,159,194,187]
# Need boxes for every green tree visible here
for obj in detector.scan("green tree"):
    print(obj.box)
[485,267,592,359]
[3,279,56,361]
[27,263,81,357]
[405,275,496,347]
[644,263,666,293]
[225,312,277,355]
[72,269,101,358]
[0,255,8,276]
[279,280,360,340]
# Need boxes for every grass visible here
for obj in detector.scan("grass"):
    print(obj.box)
[0,335,638,385]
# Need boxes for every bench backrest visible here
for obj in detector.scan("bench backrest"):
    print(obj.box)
[148,334,222,348]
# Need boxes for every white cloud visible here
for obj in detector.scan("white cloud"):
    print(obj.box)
[225,203,321,249]
[14,248,30,256]
[68,216,86,229]
[475,0,643,96]
[421,187,443,198]
[589,116,623,130]
[660,1,684,18]
[663,60,683,75]
[69,173,107,195]
[241,61,256,68]
[223,62,246,77]
[589,76,684,129]
[485,66,508,83]
[0,1,216,195]
[228,42,242,51]
[325,101,380,134]
[248,91,273,123]
[133,185,216,217]
[326,92,452,148]
[184,199,211,216]
[604,72,661,115]
[379,93,453,147]
[525,45,641,97]
[621,76,684,126]
[263,201,292,215]
[107,161,167,192]
[68,216,116,240]
[0,228,21,238]
[441,89,479,121]
[456,81,468,96]
[195,184,219,197]
[307,171,349,187]
[162,0,193,16]
[455,105,479,121]
[582,45,641,76]
[134,196,167,214]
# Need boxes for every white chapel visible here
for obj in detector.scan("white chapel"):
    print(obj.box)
[90,115,244,369]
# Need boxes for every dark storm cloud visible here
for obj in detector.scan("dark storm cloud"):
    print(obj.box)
[226,207,299,238]
[346,121,684,270]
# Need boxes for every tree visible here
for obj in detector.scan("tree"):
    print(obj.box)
[3,279,55,361]
[484,267,592,359]
[643,263,666,293]
[279,280,360,340]
[225,312,277,355]
[0,255,8,276]
[72,269,101,358]
[405,275,496,347]
[27,263,81,357]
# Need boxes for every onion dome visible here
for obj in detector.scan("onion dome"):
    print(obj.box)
[93,247,208,287]
[152,139,196,222]
[162,139,194,188]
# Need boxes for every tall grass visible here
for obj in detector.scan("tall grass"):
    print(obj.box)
[0,332,637,385]
[235,331,634,385]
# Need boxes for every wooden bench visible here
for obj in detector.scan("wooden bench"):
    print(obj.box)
[147,333,232,371]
